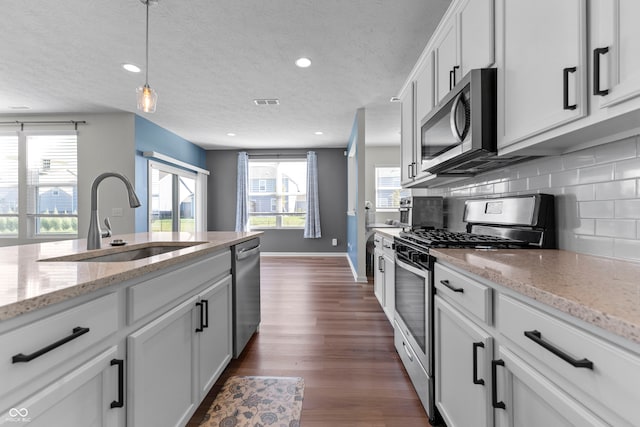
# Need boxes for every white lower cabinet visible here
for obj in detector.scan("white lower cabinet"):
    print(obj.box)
[128,296,198,427]
[435,296,493,427]
[434,260,639,427]
[493,346,607,427]
[5,346,123,427]
[127,275,232,427]
[196,276,232,398]
[373,234,395,324]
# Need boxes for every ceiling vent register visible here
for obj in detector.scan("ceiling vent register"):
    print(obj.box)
[253,99,280,106]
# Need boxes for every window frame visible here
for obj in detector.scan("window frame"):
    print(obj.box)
[374,165,409,212]
[148,160,199,233]
[0,131,78,241]
[248,158,307,230]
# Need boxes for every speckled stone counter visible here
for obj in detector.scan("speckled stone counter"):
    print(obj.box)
[371,227,403,239]
[0,231,262,321]
[430,248,640,346]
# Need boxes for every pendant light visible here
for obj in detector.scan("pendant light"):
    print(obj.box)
[136,0,158,113]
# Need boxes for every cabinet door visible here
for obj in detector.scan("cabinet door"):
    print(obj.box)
[493,346,608,427]
[591,0,640,108]
[498,0,587,148]
[434,18,459,103]
[459,0,495,76]
[4,346,122,427]
[373,246,384,307]
[196,276,232,399]
[400,83,416,185]
[435,297,493,427]
[128,296,198,427]
[382,252,395,323]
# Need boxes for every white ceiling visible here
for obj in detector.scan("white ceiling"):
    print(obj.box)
[0,0,450,150]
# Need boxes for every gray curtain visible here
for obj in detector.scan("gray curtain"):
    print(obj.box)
[235,152,249,232]
[304,151,321,238]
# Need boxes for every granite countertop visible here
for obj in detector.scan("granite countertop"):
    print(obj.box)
[371,227,403,239]
[431,248,640,346]
[0,231,262,321]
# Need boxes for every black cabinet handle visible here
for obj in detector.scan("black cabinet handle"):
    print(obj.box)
[201,299,209,329]
[491,359,506,410]
[12,326,90,363]
[411,162,417,178]
[593,47,609,96]
[473,342,485,385]
[195,302,205,332]
[440,279,464,293]
[524,330,594,369]
[449,65,460,90]
[563,67,578,110]
[110,359,124,409]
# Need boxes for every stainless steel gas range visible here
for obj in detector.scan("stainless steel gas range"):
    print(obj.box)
[393,194,555,423]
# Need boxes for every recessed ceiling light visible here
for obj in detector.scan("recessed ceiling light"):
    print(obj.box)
[314,131,323,135]
[295,57,312,68]
[227,133,236,137]
[122,63,141,73]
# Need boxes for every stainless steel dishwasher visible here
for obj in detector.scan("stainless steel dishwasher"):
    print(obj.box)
[231,238,261,358]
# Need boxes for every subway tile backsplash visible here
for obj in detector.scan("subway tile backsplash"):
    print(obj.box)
[424,135,640,261]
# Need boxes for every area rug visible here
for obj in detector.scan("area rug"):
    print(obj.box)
[198,376,305,427]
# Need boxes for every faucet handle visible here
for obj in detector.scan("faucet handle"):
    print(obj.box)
[102,217,112,238]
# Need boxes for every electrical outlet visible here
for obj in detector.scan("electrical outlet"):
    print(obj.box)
[332,238,338,246]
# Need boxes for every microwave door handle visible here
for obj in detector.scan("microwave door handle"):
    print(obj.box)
[449,92,471,142]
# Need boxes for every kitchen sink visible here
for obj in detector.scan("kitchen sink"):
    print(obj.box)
[39,242,207,263]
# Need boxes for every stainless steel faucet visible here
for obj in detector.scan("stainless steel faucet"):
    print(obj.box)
[87,172,141,250]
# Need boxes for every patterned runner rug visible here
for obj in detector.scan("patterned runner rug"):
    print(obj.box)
[198,376,305,427]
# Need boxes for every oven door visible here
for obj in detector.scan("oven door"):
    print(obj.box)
[394,256,431,372]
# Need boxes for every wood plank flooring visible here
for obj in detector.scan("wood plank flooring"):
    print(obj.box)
[186,256,432,427]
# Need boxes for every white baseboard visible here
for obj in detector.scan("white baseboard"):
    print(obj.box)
[261,252,347,257]
[345,254,369,283]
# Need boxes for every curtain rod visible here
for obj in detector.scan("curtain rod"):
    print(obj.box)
[247,151,308,158]
[0,120,87,131]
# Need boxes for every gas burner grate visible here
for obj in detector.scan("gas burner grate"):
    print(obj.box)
[399,229,529,249]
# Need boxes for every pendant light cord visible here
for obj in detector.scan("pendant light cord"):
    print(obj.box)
[145,0,150,86]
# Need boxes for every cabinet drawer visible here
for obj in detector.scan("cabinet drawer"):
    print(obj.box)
[382,237,395,257]
[498,294,640,427]
[128,249,230,324]
[0,293,119,403]
[434,263,492,324]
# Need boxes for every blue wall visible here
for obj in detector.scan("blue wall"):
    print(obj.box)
[134,115,207,231]
[346,118,359,269]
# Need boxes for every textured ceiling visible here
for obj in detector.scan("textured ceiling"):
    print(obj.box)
[0,0,450,149]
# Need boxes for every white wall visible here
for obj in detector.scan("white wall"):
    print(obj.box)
[0,113,136,246]
[364,145,402,224]
[422,134,640,262]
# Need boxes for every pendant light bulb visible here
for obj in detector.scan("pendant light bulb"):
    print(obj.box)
[137,84,158,113]
[136,0,158,113]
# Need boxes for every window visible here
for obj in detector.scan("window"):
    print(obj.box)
[375,166,409,210]
[248,159,307,229]
[149,161,197,232]
[0,132,78,239]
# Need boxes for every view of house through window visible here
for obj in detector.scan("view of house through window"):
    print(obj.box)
[375,166,409,210]
[248,159,307,229]
[0,132,78,239]
[149,161,196,232]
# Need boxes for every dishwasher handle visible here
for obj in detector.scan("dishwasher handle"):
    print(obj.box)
[236,244,261,261]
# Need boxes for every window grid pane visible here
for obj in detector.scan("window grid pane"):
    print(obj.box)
[375,167,409,209]
[248,160,307,229]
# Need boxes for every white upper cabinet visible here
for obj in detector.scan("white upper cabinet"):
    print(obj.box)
[591,0,640,109]
[497,0,588,150]
[434,0,495,104]
[400,82,417,185]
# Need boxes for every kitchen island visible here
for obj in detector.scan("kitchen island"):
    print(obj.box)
[0,231,261,427]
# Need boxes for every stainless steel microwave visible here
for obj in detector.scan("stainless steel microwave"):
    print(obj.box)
[419,68,498,176]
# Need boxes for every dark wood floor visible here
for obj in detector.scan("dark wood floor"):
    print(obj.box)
[187,256,432,427]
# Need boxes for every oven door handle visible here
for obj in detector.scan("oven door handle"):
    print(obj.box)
[395,256,430,280]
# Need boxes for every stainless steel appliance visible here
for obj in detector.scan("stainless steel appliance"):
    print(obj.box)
[398,196,444,229]
[418,68,532,183]
[231,238,261,358]
[394,194,555,423]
